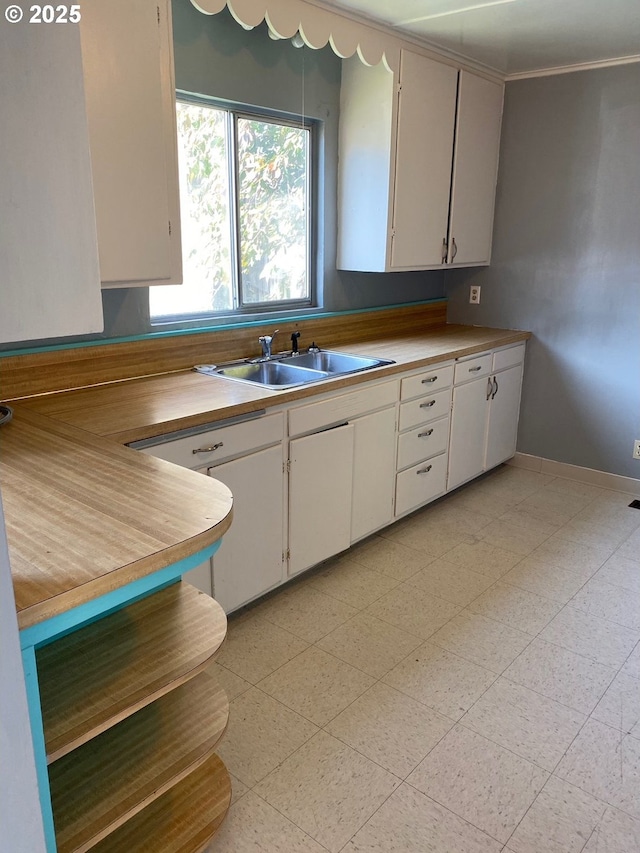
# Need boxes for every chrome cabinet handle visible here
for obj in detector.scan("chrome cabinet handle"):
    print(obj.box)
[418,429,434,438]
[421,376,437,384]
[417,465,433,475]
[469,365,482,373]
[192,442,224,454]
[451,237,458,260]
[441,238,448,264]
[486,377,493,400]
[419,400,436,408]
[492,377,499,399]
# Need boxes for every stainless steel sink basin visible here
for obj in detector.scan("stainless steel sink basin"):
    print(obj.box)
[285,350,394,375]
[194,349,395,389]
[214,360,329,389]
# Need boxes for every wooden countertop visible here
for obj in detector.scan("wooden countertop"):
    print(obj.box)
[4,322,528,629]
[21,325,530,444]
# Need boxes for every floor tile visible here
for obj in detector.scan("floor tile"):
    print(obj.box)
[507,775,607,853]
[316,612,422,678]
[468,581,561,634]
[254,731,400,853]
[216,687,318,786]
[443,539,523,579]
[476,518,553,556]
[365,583,461,640]
[216,614,308,683]
[616,528,640,562]
[592,672,640,736]
[621,642,640,680]
[570,577,640,631]
[204,790,326,853]
[504,638,616,714]
[543,478,607,499]
[447,483,518,519]
[407,558,495,606]
[540,608,640,669]
[582,805,640,852]
[407,724,548,843]
[344,783,502,852]
[519,488,593,518]
[461,677,586,771]
[554,519,630,552]
[497,506,562,538]
[573,502,640,537]
[417,503,494,535]
[307,558,400,609]
[594,553,640,594]
[229,774,250,805]
[529,535,612,576]
[348,536,435,581]
[326,682,453,778]
[210,662,252,702]
[555,719,640,818]
[256,646,375,726]
[382,515,477,557]
[430,610,533,673]
[383,641,497,721]
[254,583,358,643]
[501,557,589,604]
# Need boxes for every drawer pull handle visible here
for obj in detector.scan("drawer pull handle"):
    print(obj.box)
[422,376,438,384]
[418,429,434,438]
[192,442,224,454]
[420,400,437,408]
[417,465,433,475]
[469,365,483,372]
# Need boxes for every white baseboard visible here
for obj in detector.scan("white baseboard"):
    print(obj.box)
[508,453,640,495]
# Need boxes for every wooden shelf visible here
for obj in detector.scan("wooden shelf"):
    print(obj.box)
[50,669,229,853]
[90,754,231,853]
[38,582,227,762]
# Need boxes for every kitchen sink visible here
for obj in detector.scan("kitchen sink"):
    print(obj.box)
[194,349,395,389]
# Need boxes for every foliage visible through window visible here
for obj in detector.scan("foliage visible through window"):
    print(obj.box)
[150,101,312,320]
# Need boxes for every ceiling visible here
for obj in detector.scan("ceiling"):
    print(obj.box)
[321,0,640,78]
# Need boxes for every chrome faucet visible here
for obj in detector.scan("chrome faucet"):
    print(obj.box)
[258,329,280,360]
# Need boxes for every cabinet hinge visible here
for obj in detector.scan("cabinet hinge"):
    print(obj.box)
[157,5,160,24]
[283,459,291,474]
[168,220,172,236]
[282,549,290,563]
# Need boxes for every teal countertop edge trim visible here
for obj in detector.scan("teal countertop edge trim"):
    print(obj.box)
[0,297,447,358]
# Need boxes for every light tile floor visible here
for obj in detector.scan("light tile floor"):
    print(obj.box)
[207,465,640,852]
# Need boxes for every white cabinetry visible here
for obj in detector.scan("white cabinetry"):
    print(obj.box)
[338,51,503,272]
[0,20,103,344]
[351,408,397,542]
[448,345,525,491]
[80,0,182,288]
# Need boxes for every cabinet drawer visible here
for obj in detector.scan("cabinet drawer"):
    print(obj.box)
[454,353,492,384]
[398,388,451,431]
[139,412,284,468]
[395,452,447,517]
[397,416,449,470]
[288,380,398,437]
[493,343,525,372]
[400,364,453,401]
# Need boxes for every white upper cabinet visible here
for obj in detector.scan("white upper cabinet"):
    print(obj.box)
[447,72,504,266]
[0,21,103,344]
[80,0,182,288]
[337,50,503,273]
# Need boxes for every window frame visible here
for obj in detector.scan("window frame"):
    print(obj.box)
[150,94,318,324]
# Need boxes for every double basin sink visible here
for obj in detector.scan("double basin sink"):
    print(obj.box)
[195,350,395,389]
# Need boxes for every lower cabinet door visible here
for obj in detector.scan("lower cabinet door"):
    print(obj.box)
[209,444,285,613]
[351,408,396,542]
[447,377,490,491]
[395,452,447,517]
[485,364,524,470]
[288,423,355,576]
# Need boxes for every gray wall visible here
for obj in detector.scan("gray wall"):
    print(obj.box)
[447,64,640,479]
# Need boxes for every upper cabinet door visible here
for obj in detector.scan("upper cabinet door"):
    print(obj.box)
[390,52,458,270]
[447,72,504,267]
[80,0,182,288]
[0,21,103,344]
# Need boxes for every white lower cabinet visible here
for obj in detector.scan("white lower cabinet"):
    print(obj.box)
[209,444,285,613]
[448,345,525,491]
[288,423,355,576]
[395,452,448,518]
[351,408,397,543]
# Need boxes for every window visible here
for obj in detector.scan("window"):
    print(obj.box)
[150,99,313,321]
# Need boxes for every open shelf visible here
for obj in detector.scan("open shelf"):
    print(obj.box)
[90,754,231,853]
[37,582,226,762]
[50,669,229,853]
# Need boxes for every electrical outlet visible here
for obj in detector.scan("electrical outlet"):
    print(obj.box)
[469,285,481,304]
[633,440,640,460]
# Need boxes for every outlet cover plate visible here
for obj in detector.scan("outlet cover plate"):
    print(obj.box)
[469,286,481,304]
[633,440,640,460]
